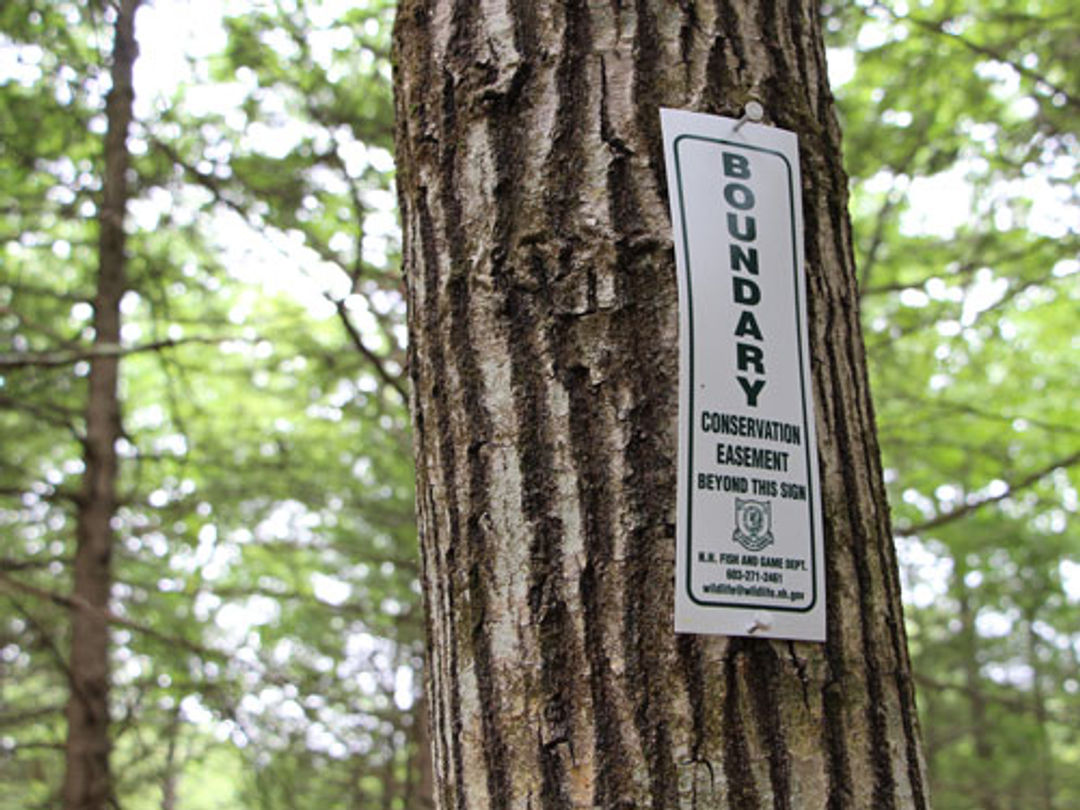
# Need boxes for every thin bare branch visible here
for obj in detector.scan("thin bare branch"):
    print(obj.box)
[897,451,1080,535]
[0,571,219,661]
[333,299,408,402]
[0,336,226,370]
[874,2,1079,111]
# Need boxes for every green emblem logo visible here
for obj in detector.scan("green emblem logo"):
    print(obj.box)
[733,498,774,552]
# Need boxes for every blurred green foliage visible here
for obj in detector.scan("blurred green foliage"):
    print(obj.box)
[1,0,1076,807]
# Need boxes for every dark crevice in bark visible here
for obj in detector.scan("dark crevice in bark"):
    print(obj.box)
[606,68,681,802]
[447,0,479,67]
[702,37,736,116]
[624,532,679,809]
[504,266,576,810]
[631,0,668,200]
[415,483,442,806]
[548,0,592,224]
[821,675,854,810]
[747,642,793,810]
[678,0,699,86]
[785,0,814,112]
[565,363,633,808]
[619,271,679,809]
[809,5,838,128]
[507,0,539,58]
[895,662,929,810]
[755,0,800,130]
[787,641,813,709]
[721,642,763,810]
[676,634,709,765]
[710,0,748,114]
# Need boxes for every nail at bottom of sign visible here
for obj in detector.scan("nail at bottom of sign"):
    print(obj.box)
[747,612,773,634]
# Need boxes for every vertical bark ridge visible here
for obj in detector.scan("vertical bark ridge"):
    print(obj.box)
[820,524,856,809]
[828,339,899,810]
[676,634,710,796]
[610,183,682,808]
[630,0,668,200]
[707,0,749,113]
[552,3,654,806]
[435,0,510,795]
[720,645,763,810]
[503,259,576,807]
[600,6,686,797]
[568,365,638,808]
[415,190,471,810]
[396,2,453,803]
[746,642,793,809]
[535,4,622,805]
[436,33,514,805]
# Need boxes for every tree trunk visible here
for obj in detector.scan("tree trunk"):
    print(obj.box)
[393,2,929,807]
[956,567,998,810]
[1024,612,1055,810]
[63,1,139,807]
[161,704,182,810]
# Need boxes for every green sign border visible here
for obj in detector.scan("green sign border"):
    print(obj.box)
[673,134,819,614]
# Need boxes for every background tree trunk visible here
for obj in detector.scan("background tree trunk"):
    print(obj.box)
[394,1,929,807]
[957,567,999,810]
[63,1,140,807]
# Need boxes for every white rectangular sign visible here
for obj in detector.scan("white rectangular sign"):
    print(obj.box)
[661,108,826,641]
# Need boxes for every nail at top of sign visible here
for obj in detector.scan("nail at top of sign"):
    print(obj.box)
[734,101,765,132]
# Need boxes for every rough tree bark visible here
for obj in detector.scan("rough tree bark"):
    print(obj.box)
[393,1,929,807]
[63,1,140,807]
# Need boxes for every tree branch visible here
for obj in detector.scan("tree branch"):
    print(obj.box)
[333,299,408,403]
[7,597,75,692]
[0,571,220,661]
[0,556,72,572]
[875,2,1079,111]
[150,135,409,401]
[0,394,85,441]
[0,336,226,370]
[891,393,1080,437]
[896,451,1080,535]
[0,704,66,728]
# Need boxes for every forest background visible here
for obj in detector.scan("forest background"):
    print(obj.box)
[1,0,1077,808]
